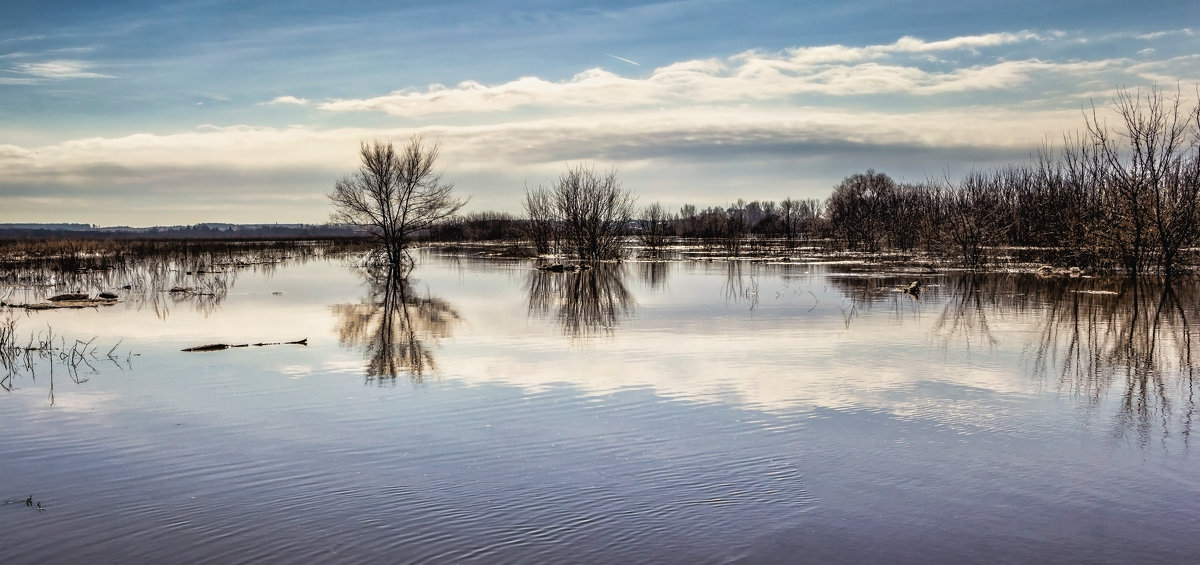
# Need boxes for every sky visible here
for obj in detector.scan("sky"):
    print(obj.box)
[2,0,1199,227]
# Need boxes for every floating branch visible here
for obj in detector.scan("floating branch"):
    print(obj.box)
[3,293,120,311]
[48,293,90,302]
[182,338,308,352]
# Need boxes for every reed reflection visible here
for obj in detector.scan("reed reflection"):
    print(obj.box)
[331,265,461,383]
[722,262,759,312]
[826,274,929,327]
[831,272,1199,447]
[636,261,671,291]
[921,274,1196,448]
[527,265,635,338]
[1029,278,1198,448]
[1,316,131,405]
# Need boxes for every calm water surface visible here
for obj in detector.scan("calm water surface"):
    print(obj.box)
[2,250,1198,564]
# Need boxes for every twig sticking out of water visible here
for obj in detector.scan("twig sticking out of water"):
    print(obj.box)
[1,316,131,401]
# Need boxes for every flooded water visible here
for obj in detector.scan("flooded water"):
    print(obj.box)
[2,249,1198,564]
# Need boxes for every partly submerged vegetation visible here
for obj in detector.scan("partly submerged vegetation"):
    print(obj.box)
[0,314,130,404]
[328,136,468,270]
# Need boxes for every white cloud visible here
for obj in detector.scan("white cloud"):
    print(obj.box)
[319,55,1123,117]
[12,60,112,79]
[779,30,1049,65]
[0,103,1082,198]
[1137,28,1194,40]
[0,35,46,43]
[310,31,1149,118]
[269,95,310,106]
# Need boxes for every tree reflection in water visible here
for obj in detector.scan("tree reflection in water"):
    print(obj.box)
[1029,278,1197,448]
[722,262,759,312]
[526,265,635,338]
[636,261,670,291]
[835,273,1199,450]
[331,266,461,383]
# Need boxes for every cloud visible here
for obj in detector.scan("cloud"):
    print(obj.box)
[777,30,1050,65]
[11,60,112,80]
[311,31,1149,118]
[317,56,1122,117]
[0,35,46,43]
[0,102,1082,220]
[269,95,310,106]
[1137,28,1194,40]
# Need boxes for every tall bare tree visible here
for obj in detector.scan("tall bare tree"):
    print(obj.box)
[637,202,671,256]
[552,165,636,262]
[329,136,467,268]
[1079,87,1200,276]
[523,184,558,256]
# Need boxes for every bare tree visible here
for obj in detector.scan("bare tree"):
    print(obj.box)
[523,184,558,256]
[552,165,636,262]
[721,205,749,257]
[1082,87,1200,276]
[825,170,895,251]
[638,202,671,256]
[329,136,468,268]
[941,171,1008,269]
[779,197,823,245]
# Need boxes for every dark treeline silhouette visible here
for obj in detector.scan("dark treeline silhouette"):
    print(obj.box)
[423,87,1200,276]
[0,223,366,241]
[429,211,523,242]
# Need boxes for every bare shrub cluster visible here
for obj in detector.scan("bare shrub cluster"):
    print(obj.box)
[522,165,635,262]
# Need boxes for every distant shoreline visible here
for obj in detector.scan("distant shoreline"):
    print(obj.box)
[0,223,366,241]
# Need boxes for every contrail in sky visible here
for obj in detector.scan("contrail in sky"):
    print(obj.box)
[606,53,641,66]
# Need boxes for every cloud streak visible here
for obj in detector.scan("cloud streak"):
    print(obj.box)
[306,31,1159,118]
[6,59,113,81]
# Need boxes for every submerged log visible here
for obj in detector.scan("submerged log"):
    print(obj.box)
[48,293,90,302]
[182,338,308,352]
[182,343,230,352]
[10,297,119,310]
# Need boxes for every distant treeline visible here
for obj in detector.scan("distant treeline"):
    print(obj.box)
[0,223,366,241]
[428,87,1200,275]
